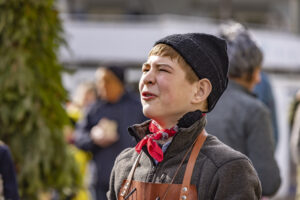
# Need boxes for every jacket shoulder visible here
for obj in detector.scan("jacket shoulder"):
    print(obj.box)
[230,88,268,113]
[0,144,10,159]
[201,134,252,168]
[115,147,136,161]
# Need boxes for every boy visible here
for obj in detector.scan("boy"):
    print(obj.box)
[107,33,261,200]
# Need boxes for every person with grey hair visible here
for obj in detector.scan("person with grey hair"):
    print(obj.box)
[206,22,281,197]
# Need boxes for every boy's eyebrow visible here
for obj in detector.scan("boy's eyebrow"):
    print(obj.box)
[142,62,173,71]
[156,63,171,67]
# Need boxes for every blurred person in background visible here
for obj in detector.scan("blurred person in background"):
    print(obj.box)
[0,142,19,200]
[289,90,300,131]
[206,21,281,197]
[65,81,97,200]
[74,66,146,200]
[67,81,98,126]
[290,89,300,199]
[254,71,279,147]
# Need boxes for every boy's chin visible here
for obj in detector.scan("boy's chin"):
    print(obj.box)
[142,107,157,119]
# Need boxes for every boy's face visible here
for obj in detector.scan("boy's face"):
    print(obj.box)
[139,55,196,123]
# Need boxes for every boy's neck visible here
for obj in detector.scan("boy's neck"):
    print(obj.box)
[153,109,203,129]
[152,118,178,129]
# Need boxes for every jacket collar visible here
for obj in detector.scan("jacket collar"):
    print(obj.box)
[229,80,257,98]
[128,112,206,163]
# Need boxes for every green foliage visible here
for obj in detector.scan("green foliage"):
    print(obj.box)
[0,0,81,199]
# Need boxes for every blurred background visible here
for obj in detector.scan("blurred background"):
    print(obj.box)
[1,0,300,199]
[58,1,300,198]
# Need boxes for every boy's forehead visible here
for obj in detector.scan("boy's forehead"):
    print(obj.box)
[145,55,178,65]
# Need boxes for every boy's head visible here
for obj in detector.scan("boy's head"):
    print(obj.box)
[148,44,199,84]
[152,33,229,112]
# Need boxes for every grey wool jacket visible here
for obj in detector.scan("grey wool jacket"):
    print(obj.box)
[107,115,262,200]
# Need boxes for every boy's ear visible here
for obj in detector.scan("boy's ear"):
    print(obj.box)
[191,78,212,104]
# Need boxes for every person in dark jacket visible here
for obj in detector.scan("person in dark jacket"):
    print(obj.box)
[74,66,146,200]
[254,71,279,147]
[206,22,281,197]
[107,33,262,200]
[0,142,20,200]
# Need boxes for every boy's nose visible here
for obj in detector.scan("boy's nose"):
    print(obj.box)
[143,70,156,85]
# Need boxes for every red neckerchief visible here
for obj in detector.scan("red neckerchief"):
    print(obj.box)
[135,120,178,162]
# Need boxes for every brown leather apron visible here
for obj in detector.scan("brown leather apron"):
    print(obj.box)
[118,131,207,200]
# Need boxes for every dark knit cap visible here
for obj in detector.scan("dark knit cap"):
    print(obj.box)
[107,66,125,83]
[155,33,229,112]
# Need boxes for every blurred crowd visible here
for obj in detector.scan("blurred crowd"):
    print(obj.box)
[1,21,300,200]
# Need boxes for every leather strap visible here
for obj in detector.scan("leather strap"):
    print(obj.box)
[119,152,142,198]
[179,130,207,200]
[119,130,207,200]
[118,180,198,200]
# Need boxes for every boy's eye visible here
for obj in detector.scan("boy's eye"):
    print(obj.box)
[142,68,149,72]
[159,68,169,72]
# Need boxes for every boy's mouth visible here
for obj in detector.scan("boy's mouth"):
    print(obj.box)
[141,91,157,100]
